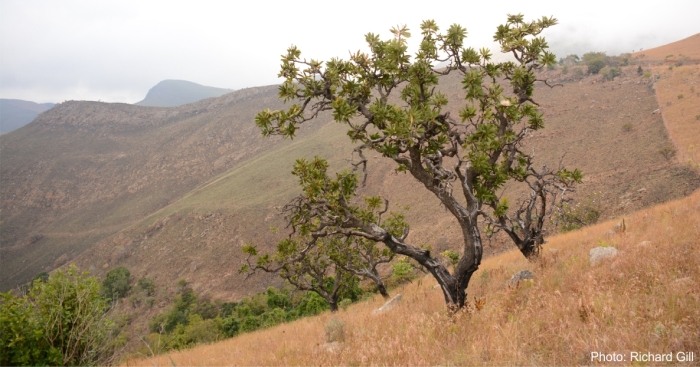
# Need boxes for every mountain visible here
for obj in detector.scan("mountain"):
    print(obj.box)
[134,80,234,107]
[0,99,54,134]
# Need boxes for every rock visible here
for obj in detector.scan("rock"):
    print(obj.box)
[506,270,534,287]
[372,294,402,314]
[637,240,651,247]
[589,247,619,265]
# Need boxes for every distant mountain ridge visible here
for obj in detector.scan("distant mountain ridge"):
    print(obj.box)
[0,99,54,134]
[134,80,234,107]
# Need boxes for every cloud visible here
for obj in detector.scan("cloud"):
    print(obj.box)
[1,0,698,103]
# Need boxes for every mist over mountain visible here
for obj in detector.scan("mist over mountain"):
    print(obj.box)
[134,80,234,107]
[0,99,54,134]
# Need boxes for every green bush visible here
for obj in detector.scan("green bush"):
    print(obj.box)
[391,259,415,283]
[587,60,605,74]
[1,265,114,366]
[582,51,607,74]
[600,66,620,81]
[0,293,62,366]
[221,316,240,337]
[102,266,131,300]
[441,250,460,268]
[137,277,156,296]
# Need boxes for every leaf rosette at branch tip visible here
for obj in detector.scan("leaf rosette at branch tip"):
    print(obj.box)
[247,14,581,310]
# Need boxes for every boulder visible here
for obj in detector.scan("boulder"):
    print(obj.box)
[590,247,619,265]
[506,270,534,287]
[372,294,402,314]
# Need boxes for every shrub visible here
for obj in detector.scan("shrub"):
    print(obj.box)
[297,292,329,316]
[391,259,415,283]
[102,266,131,300]
[137,277,156,296]
[324,318,345,343]
[261,307,286,328]
[677,94,684,99]
[622,122,633,132]
[441,250,460,268]
[643,71,651,78]
[587,60,605,74]
[554,193,602,232]
[266,286,290,309]
[221,316,240,337]
[1,265,115,366]
[600,66,620,81]
[637,66,643,75]
[659,146,677,161]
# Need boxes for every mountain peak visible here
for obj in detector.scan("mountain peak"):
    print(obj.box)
[134,80,234,107]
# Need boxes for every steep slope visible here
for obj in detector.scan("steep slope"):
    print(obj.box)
[0,85,327,290]
[133,188,700,366]
[69,67,699,306]
[134,80,234,107]
[0,99,54,134]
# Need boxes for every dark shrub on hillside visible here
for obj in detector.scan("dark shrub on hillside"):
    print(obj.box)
[102,266,131,300]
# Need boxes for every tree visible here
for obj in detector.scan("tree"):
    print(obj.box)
[252,14,581,310]
[242,216,361,312]
[242,158,408,306]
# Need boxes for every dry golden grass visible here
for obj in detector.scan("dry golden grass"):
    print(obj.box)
[652,64,700,170]
[633,33,700,62]
[128,190,700,366]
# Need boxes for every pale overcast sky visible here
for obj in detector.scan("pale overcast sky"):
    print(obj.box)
[1,0,698,104]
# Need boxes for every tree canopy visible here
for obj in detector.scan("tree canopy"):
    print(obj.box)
[246,14,581,310]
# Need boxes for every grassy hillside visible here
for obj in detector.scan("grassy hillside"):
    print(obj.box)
[134,80,234,107]
[633,33,700,65]
[129,188,700,366]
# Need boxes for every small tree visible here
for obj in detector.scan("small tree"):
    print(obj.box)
[252,14,581,310]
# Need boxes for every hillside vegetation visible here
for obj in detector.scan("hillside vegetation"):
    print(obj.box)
[130,189,700,366]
